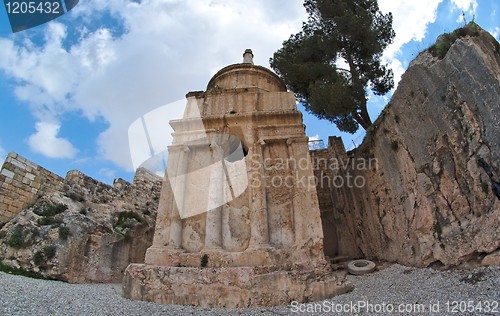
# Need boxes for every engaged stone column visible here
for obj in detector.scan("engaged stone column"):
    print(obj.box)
[167,145,190,249]
[289,137,315,244]
[204,143,223,250]
[247,140,270,249]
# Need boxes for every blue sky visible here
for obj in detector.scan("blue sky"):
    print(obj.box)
[0,0,498,184]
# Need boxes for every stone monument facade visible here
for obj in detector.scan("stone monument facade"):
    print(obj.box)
[122,50,351,307]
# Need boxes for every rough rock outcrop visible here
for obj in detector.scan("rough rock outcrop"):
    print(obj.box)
[0,164,162,283]
[322,24,499,267]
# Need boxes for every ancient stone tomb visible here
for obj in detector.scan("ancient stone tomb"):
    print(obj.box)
[122,50,350,307]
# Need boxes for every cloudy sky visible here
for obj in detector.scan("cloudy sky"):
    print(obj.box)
[0,0,498,183]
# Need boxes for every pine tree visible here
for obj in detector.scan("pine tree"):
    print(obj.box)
[270,0,395,133]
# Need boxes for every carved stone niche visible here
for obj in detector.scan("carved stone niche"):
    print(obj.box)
[122,50,352,307]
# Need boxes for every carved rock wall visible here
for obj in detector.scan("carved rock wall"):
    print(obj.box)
[319,30,500,267]
[0,154,162,283]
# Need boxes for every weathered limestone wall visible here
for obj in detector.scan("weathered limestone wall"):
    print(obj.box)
[0,152,64,223]
[0,154,163,282]
[133,168,162,189]
[0,152,164,225]
[318,30,500,267]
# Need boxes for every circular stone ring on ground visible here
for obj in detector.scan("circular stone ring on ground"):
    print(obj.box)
[347,260,376,275]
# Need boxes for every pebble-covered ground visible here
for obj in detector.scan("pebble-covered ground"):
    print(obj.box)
[1,264,498,315]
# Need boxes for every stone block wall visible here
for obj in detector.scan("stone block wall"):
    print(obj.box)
[0,152,64,223]
[309,136,347,258]
[0,153,163,225]
[132,167,163,192]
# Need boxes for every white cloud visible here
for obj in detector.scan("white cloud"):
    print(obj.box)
[491,27,500,41]
[379,0,444,60]
[388,58,406,87]
[98,167,116,180]
[0,0,306,171]
[450,0,478,14]
[309,134,320,142]
[0,144,6,167]
[27,122,79,159]
[0,23,81,121]
[377,0,449,91]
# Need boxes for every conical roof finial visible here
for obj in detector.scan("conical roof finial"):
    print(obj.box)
[243,49,254,64]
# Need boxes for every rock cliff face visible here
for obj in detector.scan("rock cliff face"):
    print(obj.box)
[326,24,500,267]
[0,165,162,283]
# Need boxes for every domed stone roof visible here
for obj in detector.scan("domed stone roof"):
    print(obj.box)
[206,49,287,92]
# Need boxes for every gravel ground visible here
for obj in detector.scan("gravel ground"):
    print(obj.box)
[0,264,498,315]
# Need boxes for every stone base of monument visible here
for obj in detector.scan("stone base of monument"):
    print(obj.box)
[122,264,353,308]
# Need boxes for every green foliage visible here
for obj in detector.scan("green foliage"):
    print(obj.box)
[433,221,442,241]
[113,211,144,241]
[270,0,395,133]
[0,260,55,280]
[33,203,68,217]
[34,203,67,227]
[58,226,70,240]
[32,246,57,267]
[33,251,44,266]
[428,22,481,59]
[43,245,57,260]
[115,211,144,228]
[67,192,85,202]
[37,217,62,226]
[7,226,30,249]
[200,254,209,268]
